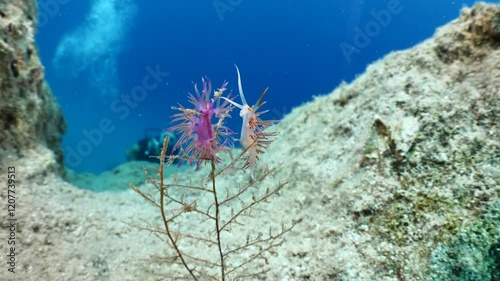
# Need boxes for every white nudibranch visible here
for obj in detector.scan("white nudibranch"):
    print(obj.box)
[222,64,277,169]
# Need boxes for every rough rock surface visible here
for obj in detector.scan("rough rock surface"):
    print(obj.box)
[0,2,498,281]
[0,0,66,174]
[263,3,499,280]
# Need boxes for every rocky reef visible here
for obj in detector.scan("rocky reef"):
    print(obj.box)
[0,0,66,175]
[0,2,497,281]
[266,3,499,279]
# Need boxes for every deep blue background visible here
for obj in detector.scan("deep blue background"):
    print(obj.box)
[35,0,482,173]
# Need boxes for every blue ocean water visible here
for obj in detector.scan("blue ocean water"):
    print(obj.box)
[35,0,480,174]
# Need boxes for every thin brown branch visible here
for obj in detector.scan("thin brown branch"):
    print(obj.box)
[163,194,216,221]
[221,181,288,232]
[225,238,284,276]
[157,136,199,281]
[128,183,160,208]
[225,220,300,275]
[233,269,271,280]
[211,158,226,281]
[219,165,280,206]
[181,251,221,269]
[213,140,256,178]
[165,183,214,193]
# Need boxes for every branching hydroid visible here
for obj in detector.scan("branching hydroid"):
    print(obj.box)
[130,70,300,280]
